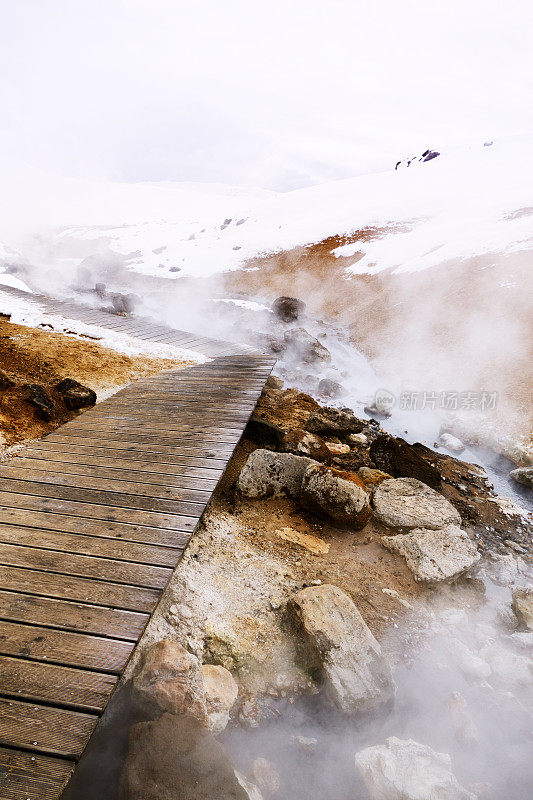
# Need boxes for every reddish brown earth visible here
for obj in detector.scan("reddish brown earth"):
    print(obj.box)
[224,233,532,441]
[0,316,192,450]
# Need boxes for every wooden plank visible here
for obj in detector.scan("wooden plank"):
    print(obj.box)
[0,655,116,712]
[0,697,96,760]
[44,432,237,452]
[0,287,275,790]
[18,442,224,483]
[40,437,237,460]
[0,482,205,519]
[24,441,228,467]
[0,745,74,800]
[0,591,148,640]
[10,458,219,493]
[0,524,180,567]
[0,507,193,547]
[0,566,160,613]
[0,621,133,673]
[0,467,213,505]
[0,544,172,590]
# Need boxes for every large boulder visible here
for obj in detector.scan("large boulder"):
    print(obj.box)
[301,464,371,529]
[55,378,97,410]
[287,584,394,713]
[306,406,365,436]
[281,429,331,463]
[202,664,239,734]
[118,714,262,800]
[370,435,442,489]
[512,587,533,630]
[381,525,480,583]
[132,639,207,723]
[373,478,461,531]
[283,328,331,363]
[237,449,314,499]
[272,296,305,322]
[355,737,476,800]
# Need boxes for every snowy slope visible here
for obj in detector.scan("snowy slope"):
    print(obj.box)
[1,136,531,290]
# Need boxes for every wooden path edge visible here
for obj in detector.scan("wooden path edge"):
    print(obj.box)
[0,286,275,799]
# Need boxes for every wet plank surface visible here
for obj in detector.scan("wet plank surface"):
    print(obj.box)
[0,286,274,800]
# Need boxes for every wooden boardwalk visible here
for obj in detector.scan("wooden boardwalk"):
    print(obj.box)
[0,287,275,799]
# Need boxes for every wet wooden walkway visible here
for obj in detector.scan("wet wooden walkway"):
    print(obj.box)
[0,287,274,799]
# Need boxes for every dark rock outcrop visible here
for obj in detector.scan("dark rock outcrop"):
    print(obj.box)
[243,415,284,449]
[24,384,56,419]
[369,435,442,489]
[306,407,365,436]
[55,378,97,410]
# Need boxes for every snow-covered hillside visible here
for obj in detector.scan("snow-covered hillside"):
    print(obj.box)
[1,136,531,289]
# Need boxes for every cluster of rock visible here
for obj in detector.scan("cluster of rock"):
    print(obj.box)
[116,382,531,799]
[0,369,96,421]
[120,638,260,799]
[238,414,480,586]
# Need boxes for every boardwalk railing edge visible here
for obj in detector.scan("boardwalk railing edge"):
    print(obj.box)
[0,285,276,800]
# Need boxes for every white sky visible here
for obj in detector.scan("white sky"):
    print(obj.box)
[1,0,532,190]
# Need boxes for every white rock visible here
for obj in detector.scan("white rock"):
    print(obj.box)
[355,736,477,800]
[479,642,533,686]
[439,433,466,453]
[512,586,533,630]
[326,441,351,455]
[202,664,239,734]
[381,525,479,583]
[373,478,461,531]
[348,432,368,445]
[237,449,314,499]
[235,771,264,800]
[288,584,394,713]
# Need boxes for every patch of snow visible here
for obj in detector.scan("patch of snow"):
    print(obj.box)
[0,289,206,364]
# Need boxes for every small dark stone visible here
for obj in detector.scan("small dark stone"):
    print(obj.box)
[272,296,305,323]
[243,415,284,448]
[364,404,391,420]
[369,434,442,489]
[111,293,136,314]
[0,370,16,390]
[55,378,97,410]
[94,283,107,298]
[169,266,181,273]
[24,384,56,419]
